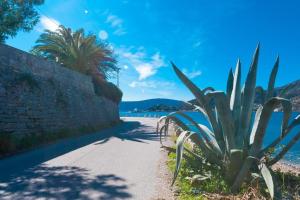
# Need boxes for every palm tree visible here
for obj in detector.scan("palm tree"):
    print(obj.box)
[31,25,118,79]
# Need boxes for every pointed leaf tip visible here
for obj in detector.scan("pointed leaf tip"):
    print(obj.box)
[266,55,280,101]
[275,55,279,64]
[252,43,260,60]
[250,43,260,70]
[171,61,179,71]
[255,44,260,55]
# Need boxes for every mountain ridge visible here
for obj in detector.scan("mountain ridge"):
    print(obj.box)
[120,98,188,112]
[256,79,300,111]
[120,80,300,112]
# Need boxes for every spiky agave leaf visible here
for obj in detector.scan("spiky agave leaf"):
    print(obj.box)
[158,116,190,145]
[268,130,300,166]
[165,117,171,136]
[183,101,199,111]
[230,59,242,112]
[250,97,292,153]
[230,59,242,146]
[172,131,195,185]
[168,111,214,137]
[232,97,292,191]
[259,163,275,199]
[203,87,215,94]
[285,114,300,134]
[240,44,260,146]
[266,56,279,101]
[209,91,236,151]
[171,62,224,149]
[162,113,223,165]
[226,68,234,100]
[249,105,263,145]
[167,45,299,196]
[167,111,223,156]
[189,133,223,165]
[157,116,167,134]
[159,124,168,145]
[263,114,300,154]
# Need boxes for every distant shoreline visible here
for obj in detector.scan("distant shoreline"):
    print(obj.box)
[273,161,300,175]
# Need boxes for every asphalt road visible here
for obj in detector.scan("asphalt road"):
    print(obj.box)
[0,117,163,200]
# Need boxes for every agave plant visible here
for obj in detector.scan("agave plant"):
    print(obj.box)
[157,44,300,199]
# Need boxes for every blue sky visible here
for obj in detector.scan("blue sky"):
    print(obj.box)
[6,0,300,101]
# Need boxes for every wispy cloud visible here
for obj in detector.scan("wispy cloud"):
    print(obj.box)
[116,46,166,80]
[193,41,202,48]
[183,68,202,78]
[106,14,126,36]
[113,28,126,36]
[128,80,175,98]
[39,15,60,32]
[106,14,122,27]
[129,81,175,89]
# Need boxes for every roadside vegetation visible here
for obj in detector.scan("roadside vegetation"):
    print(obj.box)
[158,45,300,199]
[167,145,300,199]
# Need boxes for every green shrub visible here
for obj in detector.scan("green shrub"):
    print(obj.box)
[92,77,122,103]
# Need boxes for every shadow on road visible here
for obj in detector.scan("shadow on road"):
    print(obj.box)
[94,120,159,145]
[0,120,159,199]
[0,165,131,199]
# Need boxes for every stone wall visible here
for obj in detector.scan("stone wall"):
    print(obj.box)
[0,44,120,135]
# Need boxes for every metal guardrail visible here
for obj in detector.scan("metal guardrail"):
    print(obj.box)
[120,113,162,118]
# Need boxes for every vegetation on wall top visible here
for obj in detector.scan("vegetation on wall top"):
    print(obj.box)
[31,25,122,103]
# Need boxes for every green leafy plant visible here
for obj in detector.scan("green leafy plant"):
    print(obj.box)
[0,0,44,43]
[92,77,123,103]
[157,44,300,199]
[31,25,122,103]
[31,25,119,80]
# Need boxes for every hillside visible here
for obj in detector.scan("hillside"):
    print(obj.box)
[121,80,300,112]
[276,80,300,111]
[120,98,190,112]
[190,80,300,111]
[254,80,300,111]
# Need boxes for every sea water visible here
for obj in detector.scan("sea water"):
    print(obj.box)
[120,111,300,165]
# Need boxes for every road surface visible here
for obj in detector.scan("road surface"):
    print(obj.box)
[0,117,170,200]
